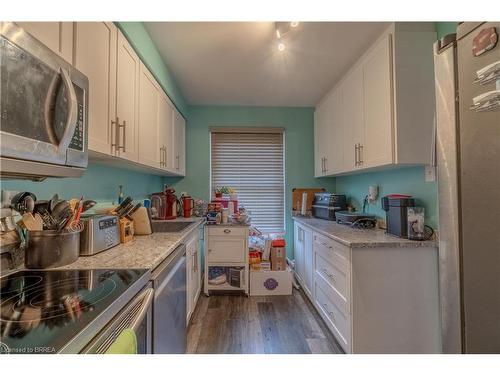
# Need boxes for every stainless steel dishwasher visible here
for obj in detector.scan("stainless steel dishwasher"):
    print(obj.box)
[151,244,187,353]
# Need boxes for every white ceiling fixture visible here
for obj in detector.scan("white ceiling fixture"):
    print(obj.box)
[275,21,300,52]
[144,22,390,107]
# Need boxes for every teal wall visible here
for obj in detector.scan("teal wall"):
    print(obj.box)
[0,164,163,203]
[116,22,188,118]
[335,166,438,228]
[436,22,458,39]
[164,105,336,256]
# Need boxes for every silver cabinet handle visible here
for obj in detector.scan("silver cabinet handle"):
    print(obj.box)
[119,120,126,151]
[111,116,119,154]
[159,146,163,166]
[163,146,167,166]
[322,268,335,280]
[354,144,359,166]
[176,154,180,170]
[223,229,231,234]
[324,157,328,173]
[359,143,363,165]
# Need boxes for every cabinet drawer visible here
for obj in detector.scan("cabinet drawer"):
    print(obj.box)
[315,279,351,352]
[208,227,246,237]
[207,237,246,263]
[313,232,350,272]
[315,250,350,312]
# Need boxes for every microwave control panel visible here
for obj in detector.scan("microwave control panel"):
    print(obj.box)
[69,85,85,151]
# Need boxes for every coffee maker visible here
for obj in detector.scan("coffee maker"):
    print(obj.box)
[381,194,415,238]
[151,186,179,220]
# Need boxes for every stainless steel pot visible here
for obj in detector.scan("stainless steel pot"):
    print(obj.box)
[25,229,81,269]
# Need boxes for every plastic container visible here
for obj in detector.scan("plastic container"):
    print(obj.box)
[25,229,81,269]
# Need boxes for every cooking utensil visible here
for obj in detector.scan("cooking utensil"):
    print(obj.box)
[127,203,142,217]
[117,202,134,218]
[82,200,97,212]
[49,194,60,213]
[33,200,50,215]
[115,196,133,215]
[36,207,58,230]
[10,192,36,214]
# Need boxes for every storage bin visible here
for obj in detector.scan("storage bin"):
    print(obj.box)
[249,268,293,296]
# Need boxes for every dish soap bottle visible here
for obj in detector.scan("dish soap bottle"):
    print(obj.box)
[118,185,124,204]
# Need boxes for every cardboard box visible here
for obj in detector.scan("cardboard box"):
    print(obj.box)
[249,268,293,296]
[270,245,286,271]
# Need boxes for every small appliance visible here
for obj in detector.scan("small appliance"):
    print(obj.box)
[0,22,89,181]
[181,195,194,218]
[381,194,415,238]
[151,186,178,220]
[335,211,377,229]
[311,193,347,221]
[80,214,120,256]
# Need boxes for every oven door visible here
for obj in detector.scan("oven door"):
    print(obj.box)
[81,287,154,354]
[0,22,88,170]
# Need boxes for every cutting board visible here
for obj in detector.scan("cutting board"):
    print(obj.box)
[292,188,325,211]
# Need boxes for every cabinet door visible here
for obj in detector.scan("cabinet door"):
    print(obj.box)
[158,93,174,171]
[116,31,140,162]
[17,22,73,62]
[303,226,313,298]
[363,34,394,168]
[341,66,365,171]
[207,237,246,263]
[173,109,186,175]
[294,223,305,283]
[325,90,344,175]
[138,63,160,167]
[74,22,117,155]
[314,104,327,177]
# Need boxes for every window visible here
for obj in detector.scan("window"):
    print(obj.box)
[210,128,285,234]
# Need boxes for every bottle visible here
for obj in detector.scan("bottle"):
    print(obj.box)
[118,185,124,204]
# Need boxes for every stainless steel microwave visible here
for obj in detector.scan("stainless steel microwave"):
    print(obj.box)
[0,22,89,181]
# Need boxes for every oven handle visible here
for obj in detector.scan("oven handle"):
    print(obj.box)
[130,287,154,333]
[57,67,78,151]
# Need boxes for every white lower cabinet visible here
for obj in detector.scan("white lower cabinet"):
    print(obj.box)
[186,226,201,323]
[293,219,441,354]
[204,226,249,295]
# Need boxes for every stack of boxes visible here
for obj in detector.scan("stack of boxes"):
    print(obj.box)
[249,238,292,296]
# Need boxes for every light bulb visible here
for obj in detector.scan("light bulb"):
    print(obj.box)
[291,22,299,27]
[278,42,285,51]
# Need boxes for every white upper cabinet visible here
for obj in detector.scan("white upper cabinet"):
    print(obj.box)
[173,109,186,176]
[362,34,393,168]
[314,23,436,176]
[138,63,160,167]
[74,22,117,155]
[341,65,365,171]
[158,92,174,171]
[115,30,140,162]
[17,22,73,63]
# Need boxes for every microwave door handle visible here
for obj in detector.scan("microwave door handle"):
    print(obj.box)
[57,67,78,151]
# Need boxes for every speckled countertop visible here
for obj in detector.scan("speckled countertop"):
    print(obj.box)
[293,216,437,248]
[55,217,205,271]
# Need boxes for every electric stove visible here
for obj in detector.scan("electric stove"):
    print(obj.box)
[0,268,150,354]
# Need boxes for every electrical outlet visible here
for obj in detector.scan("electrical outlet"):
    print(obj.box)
[425,165,436,182]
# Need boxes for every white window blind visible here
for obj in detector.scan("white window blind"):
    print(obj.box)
[211,131,284,234]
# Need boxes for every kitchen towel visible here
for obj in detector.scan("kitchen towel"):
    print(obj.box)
[105,328,137,354]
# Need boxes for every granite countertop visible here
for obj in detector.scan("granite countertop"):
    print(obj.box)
[293,216,437,248]
[55,217,205,271]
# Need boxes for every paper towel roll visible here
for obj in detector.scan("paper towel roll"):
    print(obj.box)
[301,192,307,215]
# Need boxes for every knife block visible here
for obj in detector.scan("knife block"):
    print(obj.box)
[119,217,134,243]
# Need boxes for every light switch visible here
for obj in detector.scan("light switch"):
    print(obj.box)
[425,165,436,182]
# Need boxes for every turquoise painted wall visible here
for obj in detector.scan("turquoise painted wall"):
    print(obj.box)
[164,105,336,256]
[335,166,438,228]
[0,163,163,203]
[116,22,188,118]
[436,22,458,39]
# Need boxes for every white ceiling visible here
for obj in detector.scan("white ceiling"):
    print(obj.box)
[144,22,390,107]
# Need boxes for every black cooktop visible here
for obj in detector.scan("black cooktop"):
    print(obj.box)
[0,269,148,354]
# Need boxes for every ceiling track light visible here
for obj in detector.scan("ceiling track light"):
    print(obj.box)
[275,21,300,51]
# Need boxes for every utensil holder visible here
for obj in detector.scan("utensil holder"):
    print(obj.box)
[25,229,81,269]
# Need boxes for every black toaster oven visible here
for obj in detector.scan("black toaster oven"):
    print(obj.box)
[312,193,347,221]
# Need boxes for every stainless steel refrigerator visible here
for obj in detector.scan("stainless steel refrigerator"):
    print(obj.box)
[434,22,500,353]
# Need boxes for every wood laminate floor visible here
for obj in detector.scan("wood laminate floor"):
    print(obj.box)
[187,289,344,354]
